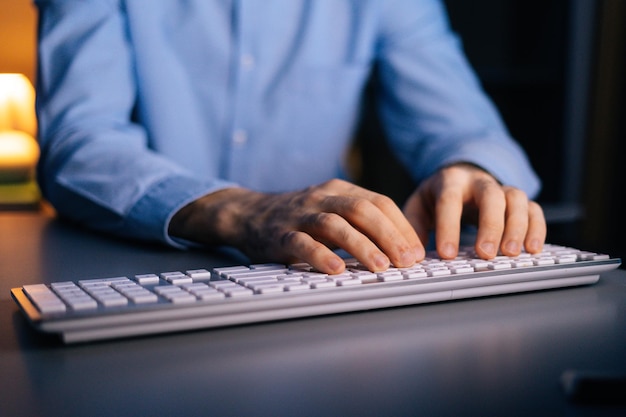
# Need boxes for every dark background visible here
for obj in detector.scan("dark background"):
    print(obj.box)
[357,0,626,264]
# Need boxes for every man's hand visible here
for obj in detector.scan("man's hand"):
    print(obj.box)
[403,163,546,260]
[170,165,546,274]
[169,179,424,274]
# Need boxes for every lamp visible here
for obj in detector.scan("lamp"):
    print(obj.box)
[0,73,37,137]
[0,73,41,208]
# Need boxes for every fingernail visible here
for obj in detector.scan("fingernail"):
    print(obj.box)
[528,239,542,253]
[373,253,390,270]
[441,243,456,259]
[399,250,415,267]
[505,240,520,254]
[480,242,496,257]
[327,257,344,273]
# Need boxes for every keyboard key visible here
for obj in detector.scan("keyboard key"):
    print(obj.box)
[135,274,160,284]
[488,262,513,270]
[556,255,577,264]
[512,260,534,268]
[350,271,378,283]
[450,265,475,274]
[427,268,452,277]
[23,284,68,314]
[127,292,159,304]
[337,278,362,286]
[377,271,404,282]
[253,284,286,294]
[160,272,193,285]
[250,263,287,270]
[210,281,240,290]
[223,287,255,298]
[403,270,428,279]
[533,258,555,266]
[186,269,212,280]
[213,266,251,277]
[284,283,311,291]
[310,280,336,289]
[98,296,128,307]
[327,273,355,282]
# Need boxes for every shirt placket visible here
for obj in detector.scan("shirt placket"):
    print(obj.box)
[226,0,258,184]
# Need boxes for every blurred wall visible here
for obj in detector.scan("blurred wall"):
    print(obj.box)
[0,0,38,84]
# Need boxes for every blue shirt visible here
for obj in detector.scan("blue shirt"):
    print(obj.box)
[35,0,541,247]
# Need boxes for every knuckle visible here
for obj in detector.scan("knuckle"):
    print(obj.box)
[348,197,375,216]
[504,187,528,204]
[370,193,396,211]
[438,188,462,205]
[280,230,301,248]
[308,212,340,230]
[305,189,327,206]
[322,178,347,191]
[479,178,503,194]
[528,200,544,216]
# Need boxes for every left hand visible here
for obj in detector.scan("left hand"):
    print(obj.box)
[403,163,546,260]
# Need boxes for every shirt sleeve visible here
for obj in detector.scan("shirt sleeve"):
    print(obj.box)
[375,0,541,197]
[34,0,234,247]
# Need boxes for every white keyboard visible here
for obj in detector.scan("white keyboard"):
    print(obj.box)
[11,244,621,344]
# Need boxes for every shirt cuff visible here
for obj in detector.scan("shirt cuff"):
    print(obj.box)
[125,175,238,249]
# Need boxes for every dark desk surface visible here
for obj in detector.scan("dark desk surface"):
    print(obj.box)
[1,211,625,417]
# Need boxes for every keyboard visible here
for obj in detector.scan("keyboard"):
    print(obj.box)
[11,244,621,344]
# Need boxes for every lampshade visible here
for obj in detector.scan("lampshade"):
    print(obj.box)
[0,73,37,137]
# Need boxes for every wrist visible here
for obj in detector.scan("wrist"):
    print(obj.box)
[168,187,261,247]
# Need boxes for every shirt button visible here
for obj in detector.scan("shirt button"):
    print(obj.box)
[240,53,255,70]
[232,130,248,146]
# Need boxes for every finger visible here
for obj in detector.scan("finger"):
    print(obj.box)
[300,211,392,272]
[524,201,546,253]
[433,184,464,259]
[321,193,423,267]
[499,187,530,256]
[280,230,347,274]
[402,191,432,253]
[473,181,506,259]
[368,192,424,259]
[342,195,423,266]
[334,185,425,261]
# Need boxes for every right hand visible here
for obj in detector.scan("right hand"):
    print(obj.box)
[168,179,424,274]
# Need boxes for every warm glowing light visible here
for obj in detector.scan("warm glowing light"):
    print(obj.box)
[0,73,37,137]
[0,73,40,189]
[0,130,40,182]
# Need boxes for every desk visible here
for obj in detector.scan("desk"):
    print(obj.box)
[1,211,625,417]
